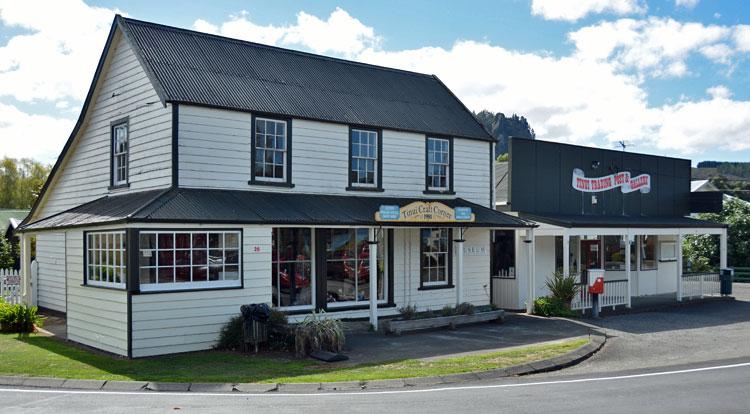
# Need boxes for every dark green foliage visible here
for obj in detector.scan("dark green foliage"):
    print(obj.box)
[0,235,14,269]
[267,310,294,351]
[440,304,454,317]
[697,161,750,178]
[545,271,579,305]
[0,301,43,333]
[533,297,576,317]
[397,304,418,320]
[216,315,244,350]
[474,110,535,157]
[454,302,476,316]
[685,197,750,268]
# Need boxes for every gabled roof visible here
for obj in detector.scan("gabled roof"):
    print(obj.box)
[0,209,29,232]
[117,16,491,141]
[20,188,535,231]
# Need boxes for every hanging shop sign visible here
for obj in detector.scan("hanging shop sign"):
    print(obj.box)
[572,168,651,194]
[375,202,475,223]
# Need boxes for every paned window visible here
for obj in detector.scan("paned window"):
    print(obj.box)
[420,228,451,286]
[271,228,313,308]
[427,137,450,190]
[254,118,287,181]
[112,123,128,186]
[86,231,126,289]
[350,129,378,187]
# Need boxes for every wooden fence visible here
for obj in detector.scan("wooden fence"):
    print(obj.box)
[1,268,22,305]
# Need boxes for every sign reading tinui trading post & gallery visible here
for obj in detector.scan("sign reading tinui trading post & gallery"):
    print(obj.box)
[572,168,651,194]
[375,202,475,223]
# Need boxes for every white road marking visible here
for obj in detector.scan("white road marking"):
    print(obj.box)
[0,361,748,398]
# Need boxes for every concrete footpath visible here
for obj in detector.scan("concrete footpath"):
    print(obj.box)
[0,334,605,394]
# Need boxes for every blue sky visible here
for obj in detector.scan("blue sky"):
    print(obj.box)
[1,0,749,165]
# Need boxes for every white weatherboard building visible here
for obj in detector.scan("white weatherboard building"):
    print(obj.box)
[17,16,533,358]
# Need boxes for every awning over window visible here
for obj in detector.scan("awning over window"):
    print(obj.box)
[519,212,725,229]
[20,188,535,231]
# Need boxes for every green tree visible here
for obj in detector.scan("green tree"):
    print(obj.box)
[684,197,750,270]
[0,235,14,269]
[0,157,51,209]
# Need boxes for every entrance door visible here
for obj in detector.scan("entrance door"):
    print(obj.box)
[580,239,601,283]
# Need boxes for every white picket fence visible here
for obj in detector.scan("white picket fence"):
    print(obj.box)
[571,279,629,312]
[681,272,721,298]
[1,268,22,305]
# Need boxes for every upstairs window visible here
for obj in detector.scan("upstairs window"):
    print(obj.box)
[426,137,451,192]
[111,121,129,187]
[253,117,288,183]
[349,129,380,189]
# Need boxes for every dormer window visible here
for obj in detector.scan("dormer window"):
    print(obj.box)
[251,116,293,187]
[111,119,129,188]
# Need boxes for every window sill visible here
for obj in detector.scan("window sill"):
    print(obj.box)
[80,283,126,291]
[423,190,455,196]
[346,186,384,193]
[248,180,295,188]
[108,183,130,191]
[134,285,244,295]
[418,284,454,291]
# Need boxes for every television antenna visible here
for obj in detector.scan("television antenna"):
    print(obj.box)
[615,140,635,152]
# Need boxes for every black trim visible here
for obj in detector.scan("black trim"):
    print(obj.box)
[126,228,139,293]
[387,229,394,305]
[249,114,293,187]
[322,303,397,313]
[129,227,244,294]
[107,184,130,190]
[22,17,121,227]
[418,227,454,289]
[347,126,383,191]
[489,141,494,208]
[110,117,130,189]
[171,104,179,188]
[424,135,454,194]
[79,283,126,292]
[314,228,327,311]
[127,291,132,358]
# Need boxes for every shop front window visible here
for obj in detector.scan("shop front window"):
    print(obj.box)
[641,235,657,270]
[271,228,313,308]
[324,229,385,305]
[603,236,625,271]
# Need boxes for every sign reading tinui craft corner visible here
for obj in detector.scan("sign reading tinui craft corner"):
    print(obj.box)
[375,202,475,222]
[572,168,651,194]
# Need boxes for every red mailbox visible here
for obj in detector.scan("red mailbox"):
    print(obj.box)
[588,276,604,294]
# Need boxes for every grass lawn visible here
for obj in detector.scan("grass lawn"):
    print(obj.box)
[0,333,587,383]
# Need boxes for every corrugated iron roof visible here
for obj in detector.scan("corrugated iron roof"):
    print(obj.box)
[117,16,492,141]
[520,213,726,229]
[20,188,534,231]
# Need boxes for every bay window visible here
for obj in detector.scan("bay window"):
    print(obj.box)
[86,231,126,289]
[420,228,451,287]
[138,230,241,292]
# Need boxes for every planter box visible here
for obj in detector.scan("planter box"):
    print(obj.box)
[385,310,506,335]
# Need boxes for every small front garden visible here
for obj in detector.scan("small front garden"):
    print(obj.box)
[0,332,587,383]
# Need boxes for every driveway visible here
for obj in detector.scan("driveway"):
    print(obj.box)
[538,283,750,376]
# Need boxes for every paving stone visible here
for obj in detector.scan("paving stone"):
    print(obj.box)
[60,379,106,390]
[363,379,406,390]
[146,382,191,392]
[318,381,364,391]
[22,377,66,388]
[233,382,278,393]
[277,382,321,393]
[0,376,26,386]
[102,380,148,391]
[189,383,235,393]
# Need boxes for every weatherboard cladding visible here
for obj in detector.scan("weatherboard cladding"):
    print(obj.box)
[21,188,533,231]
[118,17,491,141]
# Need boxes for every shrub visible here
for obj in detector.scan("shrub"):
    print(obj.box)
[397,304,418,320]
[545,270,579,305]
[533,297,576,317]
[440,305,455,317]
[0,301,43,333]
[216,315,244,350]
[267,309,294,351]
[454,302,476,316]
[294,311,345,357]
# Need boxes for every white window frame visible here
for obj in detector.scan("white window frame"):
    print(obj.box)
[138,230,242,292]
[254,117,288,183]
[350,129,378,188]
[86,230,127,289]
[420,228,450,287]
[427,137,450,191]
[112,123,128,186]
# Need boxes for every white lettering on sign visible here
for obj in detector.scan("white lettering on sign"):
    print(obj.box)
[572,168,651,194]
[464,246,488,256]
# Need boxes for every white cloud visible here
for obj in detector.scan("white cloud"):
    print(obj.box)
[734,25,750,52]
[192,7,380,58]
[530,0,645,22]
[569,18,735,77]
[675,0,700,9]
[0,102,74,162]
[706,85,732,99]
